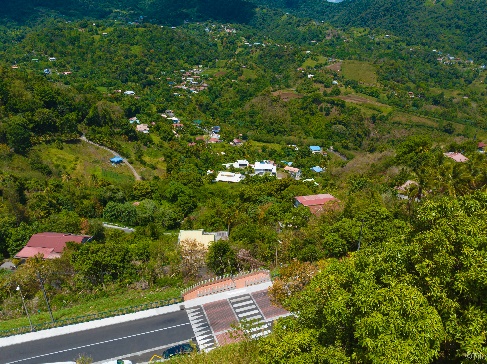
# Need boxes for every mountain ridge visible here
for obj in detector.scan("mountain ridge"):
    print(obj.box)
[252,0,487,61]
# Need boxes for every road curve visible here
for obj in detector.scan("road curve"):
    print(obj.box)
[80,135,142,181]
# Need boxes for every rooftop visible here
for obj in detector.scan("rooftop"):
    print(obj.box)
[284,166,300,173]
[15,232,92,259]
[444,152,469,162]
[295,194,338,206]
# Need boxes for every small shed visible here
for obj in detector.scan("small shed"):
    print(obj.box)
[110,156,123,164]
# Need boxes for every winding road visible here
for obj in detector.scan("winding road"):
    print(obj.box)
[80,135,142,181]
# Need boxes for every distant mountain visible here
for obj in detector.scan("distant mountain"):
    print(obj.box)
[252,0,487,61]
[1,0,255,25]
[5,0,487,61]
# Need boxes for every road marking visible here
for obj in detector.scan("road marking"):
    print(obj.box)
[227,289,247,296]
[4,322,191,364]
[96,338,194,364]
[232,300,253,308]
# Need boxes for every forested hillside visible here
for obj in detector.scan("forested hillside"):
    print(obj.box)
[1,0,256,25]
[254,0,487,62]
[0,3,486,362]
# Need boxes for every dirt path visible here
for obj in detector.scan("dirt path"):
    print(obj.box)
[80,135,142,181]
[328,148,348,161]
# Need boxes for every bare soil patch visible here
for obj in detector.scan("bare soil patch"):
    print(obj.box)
[338,95,385,107]
[272,90,303,101]
[327,62,342,72]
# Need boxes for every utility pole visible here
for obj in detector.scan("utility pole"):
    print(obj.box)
[37,271,54,323]
[275,240,282,267]
[358,219,365,251]
[16,285,34,332]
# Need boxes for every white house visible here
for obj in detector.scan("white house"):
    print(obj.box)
[124,90,135,95]
[136,124,149,133]
[215,171,245,183]
[253,161,276,176]
[223,160,250,169]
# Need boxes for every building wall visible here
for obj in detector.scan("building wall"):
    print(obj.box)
[178,230,216,249]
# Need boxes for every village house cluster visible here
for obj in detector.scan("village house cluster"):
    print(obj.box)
[170,67,209,95]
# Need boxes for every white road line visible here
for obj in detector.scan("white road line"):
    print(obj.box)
[240,315,262,321]
[232,300,254,308]
[238,310,260,317]
[229,296,249,303]
[235,306,256,313]
[4,322,191,364]
[226,289,247,296]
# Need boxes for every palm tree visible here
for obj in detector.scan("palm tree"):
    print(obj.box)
[432,161,471,197]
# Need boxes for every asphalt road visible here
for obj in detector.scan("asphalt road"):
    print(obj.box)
[1,310,193,364]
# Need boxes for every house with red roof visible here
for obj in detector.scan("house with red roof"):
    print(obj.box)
[284,166,301,179]
[444,152,469,162]
[15,232,92,260]
[294,194,340,216]
[478,142,486,152]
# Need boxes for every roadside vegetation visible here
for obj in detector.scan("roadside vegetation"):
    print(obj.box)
[0,3,486,361]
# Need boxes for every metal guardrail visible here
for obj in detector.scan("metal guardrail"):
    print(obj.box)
[0,297,183,338]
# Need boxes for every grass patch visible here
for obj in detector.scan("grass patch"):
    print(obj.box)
[240,68,257,80]
[341,60,378,85]
[216,60,227,68]
[338,94,393,114]
[301,55,327,69]
[204,68,227,77]
[390,112,439,128]
[38,142,134,183]
[0,287,181,332]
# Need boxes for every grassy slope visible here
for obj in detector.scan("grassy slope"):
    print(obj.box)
[0,286,181,332]
[341,60,378,85]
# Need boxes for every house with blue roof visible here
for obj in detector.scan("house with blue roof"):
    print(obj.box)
[110,156,123,164]
[310,146,322,154]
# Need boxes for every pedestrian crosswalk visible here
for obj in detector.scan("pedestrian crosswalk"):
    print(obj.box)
[228,294,271,339]
[185,290,284,350]
[186,306,217,351]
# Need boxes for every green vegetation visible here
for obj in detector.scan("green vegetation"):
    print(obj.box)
[0,2,486,361]
[341,60,378,85]
[0,287,180,332]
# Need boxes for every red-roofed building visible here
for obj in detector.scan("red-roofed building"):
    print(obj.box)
[294,194,340,215]
[284,166,301,179]
[478,142,486,152]
[15,232,92,260]
[444,152,469,163]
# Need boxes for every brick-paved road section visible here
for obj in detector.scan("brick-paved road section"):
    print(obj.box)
[203,299,238,334]
[252,290,289,319]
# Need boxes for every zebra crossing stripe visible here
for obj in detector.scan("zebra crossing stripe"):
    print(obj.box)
[232,300,254,308]
[238,309,260,317]
[186,305,217,352]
